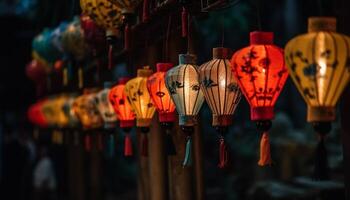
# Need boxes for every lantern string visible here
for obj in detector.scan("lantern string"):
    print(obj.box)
[124,132,133,157]
[141,133,149,157]
[182,136,192,167]
[84,133,92,152]
[165,15,172,62]
[108,133,115,158]
[313,135,330,180]
[108,44,113,70]
[258,132,272,166]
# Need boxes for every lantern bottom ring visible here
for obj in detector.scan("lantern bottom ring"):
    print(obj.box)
[251,107,275,121]
[307,106,336,122]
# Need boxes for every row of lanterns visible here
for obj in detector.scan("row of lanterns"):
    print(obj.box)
[28,16,350,180]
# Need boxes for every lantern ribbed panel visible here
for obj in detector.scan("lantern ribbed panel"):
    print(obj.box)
[147,63,176,123]
[72,90,103,130]
[165,54,204,126]
[125,67,156,127]
[109,81,135,128]
[285,17,350,122]
[199,48,242,126]
[95,87,117,128]
[231,32,288,121]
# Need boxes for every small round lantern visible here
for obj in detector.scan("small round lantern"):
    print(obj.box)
[147,63,177,155]
[285,17,350,180]
[231,32,289,167]
[199,47,242,168]
[109,77,136,156]
[165,54,205,166]
[125,67,156,157]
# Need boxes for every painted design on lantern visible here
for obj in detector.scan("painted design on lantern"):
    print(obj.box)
[191,84,200,91]
[168,81,184,94]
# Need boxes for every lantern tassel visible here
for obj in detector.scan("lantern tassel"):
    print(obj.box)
[141,133,148,157]
[108,44,113,70]
[84,134,92,152]
[218,137,229,169]
[182,136,192,167]
[124,133,133,157]
[166,132,176,156]
[124,24,130,51]
[313,135,330,180]
[108,134,115,158]
[97,133,104,152]
[258,132,272,166]
[142,0,150,22]
[181,7,188,37]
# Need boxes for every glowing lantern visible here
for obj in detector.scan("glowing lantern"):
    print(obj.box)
[109,77,136,156]
[147,63,177,155]
[62,94,80,128]
[199,48,242,168]
[125,67,156,156]
[231,32,288,167]
[165,54,205,166]
[28,100,48,128]
[285,17,350,180]
[26,59,47,96]
[80,14,106,54]
[72,89,104,151]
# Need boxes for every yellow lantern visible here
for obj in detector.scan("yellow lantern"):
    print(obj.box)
[125,66,156,156]
[165,54,205,166]
[199,48,242,168]
[285,17,350,180]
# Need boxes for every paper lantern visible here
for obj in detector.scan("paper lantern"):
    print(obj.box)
[62,94,80,128]
[231,32,288,166]
[147,63,177,155]
[28,100,48,128]
[285,17,350,180]
[80,14,106,54]
[94,82,118,128]
[109,77,136,156]
[125,67,156,156]
[199,48,242,168]
[72,89,104,151]
[26,59,47,96]
[165,54,205,166]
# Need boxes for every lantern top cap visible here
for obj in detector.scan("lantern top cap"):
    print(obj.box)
[103,81,113,89]
[179,54,197,65]
[118,77,130,84]
[250,31,274,45]
[156,63,174,72]
[308,17,336,32]
[137,66,153,77]
[213,47,231,59]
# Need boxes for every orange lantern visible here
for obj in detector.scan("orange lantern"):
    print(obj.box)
[231,32,289,166]
[109,77,135,156]
[147,63,177,155]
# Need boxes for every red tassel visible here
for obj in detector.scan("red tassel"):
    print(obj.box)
[181,7,188,37]
[142,0,150,22]
[124,24,130,51]
[84,134,92,152]
[97,133,104,152]
[141,134,148,157]
[124,133,133,156]
[258,132,272,166]
[218,138,229,169]
[108,45,113,70]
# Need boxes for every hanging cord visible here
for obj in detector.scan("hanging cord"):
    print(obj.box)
[181,6,188,38]
[256,0,262,31]
[312,122,331,180]
[221,22,225,47]
[182,126,194,167]
[143,0,150,22]
[108,44,114,70]
[124,24,131,51]
[187,14,191,54]
[256,120,272,166]
[165,15,172,61]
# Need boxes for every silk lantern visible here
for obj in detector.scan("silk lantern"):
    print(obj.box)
[94,82,118,156]
[125,67,156,157]
[80,0,123,69]
[285,17,350,180]
[109,77,136,156]
[199,48,242,168]
[165,54,205,166]
[147,63,177,155]
[72,88,104,151]
[231,32,288,166]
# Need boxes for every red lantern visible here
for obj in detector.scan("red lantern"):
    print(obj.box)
[26,59,47,96]
[231,32,288,166]
[28,100,48,128]
[109,77,135,156]
[147,63,177,155]
[80,14,106,54]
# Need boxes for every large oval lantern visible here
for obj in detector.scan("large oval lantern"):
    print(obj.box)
[199,48,242,168]
[231,32,288,167]
[165,54,205,166]
[285,17,350,180]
